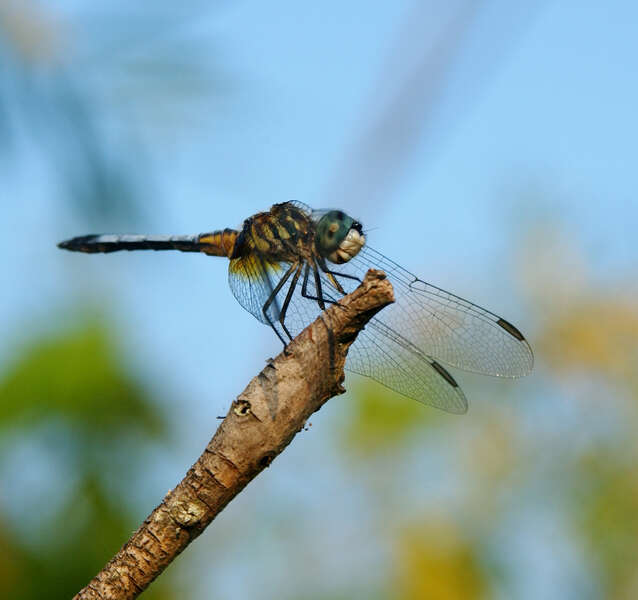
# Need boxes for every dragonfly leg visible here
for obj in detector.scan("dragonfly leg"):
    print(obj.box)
[321,268,362,293]
[300,261,341,309]
[278,263,302,341]
[261,261,297,347]
[315,257,361,295]
[323,269,361,283]
[300,262,311,298]
[312,262,326,310]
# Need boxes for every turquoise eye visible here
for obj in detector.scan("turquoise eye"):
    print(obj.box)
[315,211,354,257]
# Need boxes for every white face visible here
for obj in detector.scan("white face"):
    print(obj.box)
[327,227,366,264]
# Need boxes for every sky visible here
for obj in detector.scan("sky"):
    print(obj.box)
[1,1,637,598]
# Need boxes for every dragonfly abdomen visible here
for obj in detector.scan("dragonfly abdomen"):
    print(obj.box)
[58,229,239,257]
[197,229,239,257]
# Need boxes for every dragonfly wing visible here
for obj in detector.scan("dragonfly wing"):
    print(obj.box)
[348,320,468,413]
[228,254,291,325]
[288,200,314,216]
[326,245,534,377]
[228,242,530,411]
[281,263,467,412]
[240,261,334,341]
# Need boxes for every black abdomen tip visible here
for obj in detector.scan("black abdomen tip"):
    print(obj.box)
[57,235,102,252]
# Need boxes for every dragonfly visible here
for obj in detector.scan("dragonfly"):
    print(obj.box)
[58,201,533,413]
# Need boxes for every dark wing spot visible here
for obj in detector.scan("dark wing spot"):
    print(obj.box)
[430,360,459,388]
[497,318,526,342]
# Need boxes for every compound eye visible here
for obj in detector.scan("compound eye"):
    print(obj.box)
[315,210,360,260]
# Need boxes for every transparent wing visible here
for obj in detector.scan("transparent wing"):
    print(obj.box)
[329,245,534,377]
[288,201,333,223]
[348,320,468,413]
[228,253,292,325]
[259,260,468,413]
[227,240,531,413]
[288,200,314,217]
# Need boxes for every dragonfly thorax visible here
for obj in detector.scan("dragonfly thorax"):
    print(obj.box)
[315,210,365,264]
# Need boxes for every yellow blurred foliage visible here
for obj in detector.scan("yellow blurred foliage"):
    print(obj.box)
[461,413,519,510]
[574,453,638,600]
[392,519,488,600]
[539,297,638,381]
[520,223,638,597]
[519,223,638,387]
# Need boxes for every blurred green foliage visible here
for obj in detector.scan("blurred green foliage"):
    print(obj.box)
[0,322,164,435]
[341,379,440,455]
[0,321,175,599]
[1,2,216,597]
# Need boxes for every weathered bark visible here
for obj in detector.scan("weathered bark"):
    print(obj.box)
[74,269,394,600]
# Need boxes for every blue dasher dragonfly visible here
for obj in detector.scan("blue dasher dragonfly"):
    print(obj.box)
[58,201,533,413]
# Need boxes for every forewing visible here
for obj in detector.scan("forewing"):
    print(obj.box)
[326,245,534,377]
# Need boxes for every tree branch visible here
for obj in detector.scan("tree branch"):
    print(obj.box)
[73,269,394,600]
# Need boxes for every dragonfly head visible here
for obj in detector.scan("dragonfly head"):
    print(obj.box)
[315,210,365,264]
